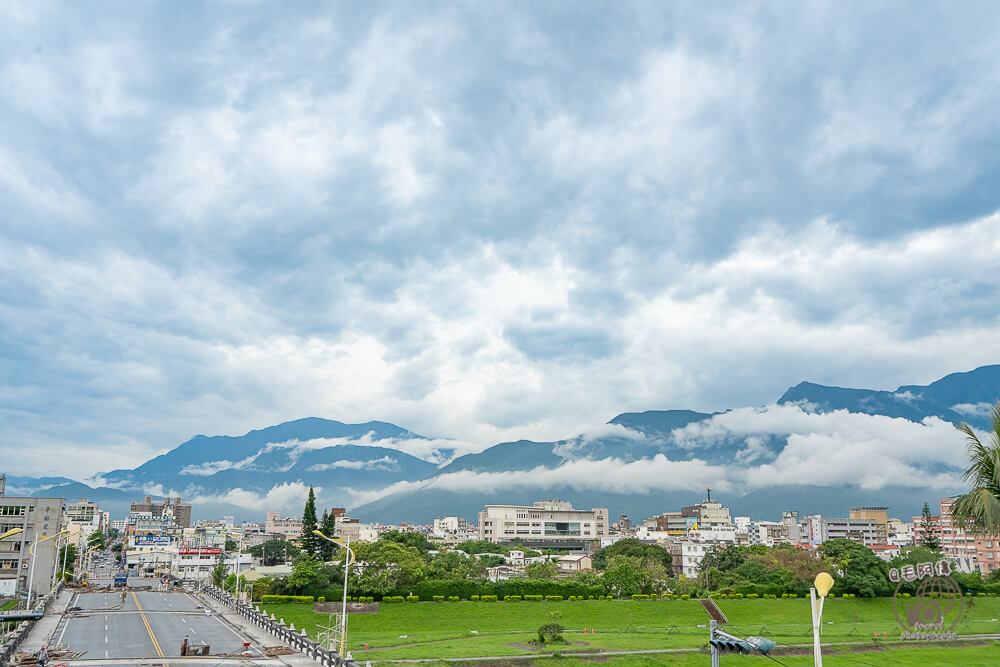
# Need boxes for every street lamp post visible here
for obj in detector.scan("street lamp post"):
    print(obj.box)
[810,572,835,667]
[314,529,354,658]
[51,530,84,593]
[224,531,245,600]
[27,531,67,608]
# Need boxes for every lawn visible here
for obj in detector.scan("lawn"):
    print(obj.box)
[1,600,18,611]
[260,597,1000,661]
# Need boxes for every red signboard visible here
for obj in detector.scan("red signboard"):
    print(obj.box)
[178,548,222,555]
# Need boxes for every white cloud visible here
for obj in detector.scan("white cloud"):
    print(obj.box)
[307,456,399,472]
[188,481,317,512]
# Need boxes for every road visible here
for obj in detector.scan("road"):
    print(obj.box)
[56,590,252,660]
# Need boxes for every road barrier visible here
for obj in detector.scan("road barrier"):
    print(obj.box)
[0,582,63,665]
[202,585,354,667]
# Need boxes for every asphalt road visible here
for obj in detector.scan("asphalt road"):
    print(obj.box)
[58,591,250,659]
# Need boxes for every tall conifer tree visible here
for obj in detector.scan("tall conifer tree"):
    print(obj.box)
[300,486,320,556]
[320,508,338,560]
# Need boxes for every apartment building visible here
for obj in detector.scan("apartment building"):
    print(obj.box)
[849,507,889,544]
[66,498,100,524]
[939,497,1000,575]
[0,495,65,597]
[433,516,470,534]
[478,501,608,550]
[822,517,881,545]
[265,512,303,540]
[130,496,192,528]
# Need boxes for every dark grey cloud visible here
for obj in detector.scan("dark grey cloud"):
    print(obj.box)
[2,2,1000,476]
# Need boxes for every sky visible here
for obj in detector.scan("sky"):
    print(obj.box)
[3,1,1000,480]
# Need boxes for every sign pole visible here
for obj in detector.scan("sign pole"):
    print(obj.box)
[709,619,720,667]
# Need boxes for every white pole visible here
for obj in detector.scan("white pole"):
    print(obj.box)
[340,534,351,657]
[810,587,823,667]
[26,544,38,608]
[50,535,62,592]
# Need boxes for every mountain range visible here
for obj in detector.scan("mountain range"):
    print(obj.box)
[8,364,1000,524]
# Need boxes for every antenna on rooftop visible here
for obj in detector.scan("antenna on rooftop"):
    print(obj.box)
[706,487,711,502]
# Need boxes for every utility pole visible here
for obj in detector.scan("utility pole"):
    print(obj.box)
[709,620,720,667]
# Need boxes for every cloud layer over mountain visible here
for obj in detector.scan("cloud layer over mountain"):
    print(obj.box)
[3,3,1000,478]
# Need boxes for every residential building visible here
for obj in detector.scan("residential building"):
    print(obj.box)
[265,512,303,540]
[66,498,100,523]
[681,491,732,529]
[887,519,914,547]
[478,501,608,550]
[939,497,1000,575]
[557,554,593,573]
[110,519,127,532]
[129,496,192,528]
[822,517,881,545]
[171,546,222,580]
[849,507,889,544]
[870,545,902,561]
[433,516,470,535]
[0,495,65,597]
[680,541,715,578]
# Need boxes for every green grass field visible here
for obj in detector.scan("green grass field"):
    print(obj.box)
[1,600,18,611]
[261,597,1000,662]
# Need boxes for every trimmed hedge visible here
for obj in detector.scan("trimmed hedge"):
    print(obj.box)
[261,595,314,604]
[383,596,405,603]
[406,595,419,603]
[545,595,563,602]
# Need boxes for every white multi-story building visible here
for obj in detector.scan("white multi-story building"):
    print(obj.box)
[680,541,715,578]
[264,512,303,540]
[888,519,914,547]
[478,501,608,549]
[433,516,470,535]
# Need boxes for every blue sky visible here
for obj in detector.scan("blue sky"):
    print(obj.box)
[3,1,1000,478]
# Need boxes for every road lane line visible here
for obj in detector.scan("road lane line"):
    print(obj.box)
[132,591,165,658]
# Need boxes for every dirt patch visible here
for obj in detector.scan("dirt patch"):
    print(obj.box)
[314,601,379,614]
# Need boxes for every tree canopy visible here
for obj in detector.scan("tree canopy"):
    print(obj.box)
[592,538,671,571]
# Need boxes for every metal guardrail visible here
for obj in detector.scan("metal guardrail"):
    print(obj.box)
[202,586,354,667]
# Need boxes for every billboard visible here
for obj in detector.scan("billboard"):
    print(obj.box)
[134,535,173,546]
[685,517,699,531]
[178,547,222,556]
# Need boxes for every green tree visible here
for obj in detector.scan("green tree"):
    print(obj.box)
[319,510,338,560]
[602,555,651,597]
[918,502,942,549]
[379,530,431,554]
[351,541,425,595]
[286,553,326,594]
[87,530,105,550]
[300,486,320,557]
[698,544,746,574]
[249,539,300,566]
[211,554,228,588]
[592,538,671,571]
[818,539,890,597]
[426,551,487,580]
[951,403,1000,536]
[524,560,559,580]
[58,544,78,578]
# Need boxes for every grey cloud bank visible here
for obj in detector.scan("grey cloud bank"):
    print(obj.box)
[2,2,1000,479]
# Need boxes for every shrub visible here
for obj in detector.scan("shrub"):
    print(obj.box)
[481,595,498,602]
[504,595,522,602]
[406,595,419,603]
[631,594,650,600]
[730,593,742,599]
[680,594,690,600]
[317,596,326,603]
[525,595,544,602]
[433,595,445,602]
[537,622,565,644]
[788,593,798,598]
[470,595,480,601]
[545,595,563,602]
[261,595,314,604]
[448,596,460,602]
[383,596,405,603]
[588,595,595,600]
